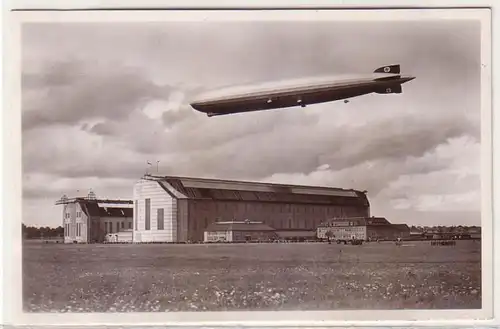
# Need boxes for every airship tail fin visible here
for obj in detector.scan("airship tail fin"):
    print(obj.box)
[375,84,402,94]
[373,64,401,74]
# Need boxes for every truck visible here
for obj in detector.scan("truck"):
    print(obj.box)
[335,234,364,245]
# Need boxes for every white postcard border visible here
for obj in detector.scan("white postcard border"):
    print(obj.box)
[2,4,496,327]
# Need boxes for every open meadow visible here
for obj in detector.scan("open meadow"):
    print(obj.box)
[23,240,481,312]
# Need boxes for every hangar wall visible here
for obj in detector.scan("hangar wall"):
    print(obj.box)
[186,199,368,242]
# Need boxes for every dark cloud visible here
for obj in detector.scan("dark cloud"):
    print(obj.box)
[22,60,175,130]
[22,187,74,201]
[171,110,477,181]
[89,122,114,136]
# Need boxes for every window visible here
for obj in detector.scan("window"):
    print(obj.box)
[128,222,132,229]
[134,200,138,230]
[157,208,164,230]
[76,223,83,237]
[145,198,151,230]
[116,222,120,232]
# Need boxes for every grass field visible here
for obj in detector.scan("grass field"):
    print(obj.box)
[23,240,481,312]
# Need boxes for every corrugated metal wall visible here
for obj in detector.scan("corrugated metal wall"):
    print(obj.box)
[176,199,189,242]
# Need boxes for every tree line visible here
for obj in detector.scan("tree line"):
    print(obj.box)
[22,224,64,239]
[409,225,480,233]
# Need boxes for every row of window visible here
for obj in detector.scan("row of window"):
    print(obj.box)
[135,199,166,231]
[332,227,365,232]
[64,222,133,236]
[64,211,83,219]
[64,223,84,237]
[104,221,132,233]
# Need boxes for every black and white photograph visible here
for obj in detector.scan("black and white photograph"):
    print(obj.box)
[3,5,494,325]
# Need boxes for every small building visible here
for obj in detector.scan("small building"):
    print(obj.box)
[366,219,411,241]
[317,218,367,241]
[204,220,276,243]
[317,217,410,241]
[55,192,133,243]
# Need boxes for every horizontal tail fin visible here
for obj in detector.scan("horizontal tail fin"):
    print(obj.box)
[375,85,402,94]
[374,64,400,74]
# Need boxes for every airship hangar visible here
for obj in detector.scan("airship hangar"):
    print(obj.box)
[56,174,409,244]
[190,64,415,117]
[56,175,370,243]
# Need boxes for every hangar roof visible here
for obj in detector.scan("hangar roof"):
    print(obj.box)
[145,175,369,207]
[386,224,410,231]
[319,217,391,227]
[80,201,133,218]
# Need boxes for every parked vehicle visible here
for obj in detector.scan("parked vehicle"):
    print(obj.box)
[336,238,364,245]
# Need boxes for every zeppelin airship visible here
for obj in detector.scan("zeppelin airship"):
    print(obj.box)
[190,64,415,117]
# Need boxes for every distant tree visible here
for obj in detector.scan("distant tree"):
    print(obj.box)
[22,224,63,239]
[54,226,64,237]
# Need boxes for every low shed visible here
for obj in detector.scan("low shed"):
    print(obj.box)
[204,220,276,243]
[275,229,317,241]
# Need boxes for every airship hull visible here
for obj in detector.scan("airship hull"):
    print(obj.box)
[190,65,415,117]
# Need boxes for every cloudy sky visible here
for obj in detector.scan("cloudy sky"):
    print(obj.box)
[21,19,482,228]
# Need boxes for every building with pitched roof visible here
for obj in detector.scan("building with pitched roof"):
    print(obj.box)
[204,220,277,242]
[317,216,410,242]
[55,192,133,243]
[132,174,370,243]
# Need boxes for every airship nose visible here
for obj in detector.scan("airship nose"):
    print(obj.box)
[190,102,203,111]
